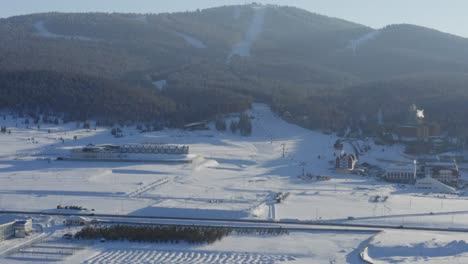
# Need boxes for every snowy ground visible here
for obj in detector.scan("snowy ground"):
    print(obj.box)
[2,230,374,264]
[0,103,467,262]
[367,230,468,263]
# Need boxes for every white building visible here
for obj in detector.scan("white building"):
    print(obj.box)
[67,144,190,162]
[385,163,417,183]
[423,162,460,186]
[64,216,89,226]
[14,219,33,238]
[0,216,16,241]
[415,177,457,194]
[0,216,33,241]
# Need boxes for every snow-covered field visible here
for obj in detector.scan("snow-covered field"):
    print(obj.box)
[368,230,468,263]
[0,103,467,262]
[3,230,373,264]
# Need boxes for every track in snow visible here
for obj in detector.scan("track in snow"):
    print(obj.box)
[128,178,170,198]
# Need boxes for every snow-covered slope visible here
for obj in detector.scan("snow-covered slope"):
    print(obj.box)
[347,30,381,54]
[174,31,207,49]
[227,6,266,63]
[34,21,97,41]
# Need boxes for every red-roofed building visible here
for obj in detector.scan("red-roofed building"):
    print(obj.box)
[335,153,357,173]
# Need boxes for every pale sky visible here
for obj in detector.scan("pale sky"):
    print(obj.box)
[1,0,467,37]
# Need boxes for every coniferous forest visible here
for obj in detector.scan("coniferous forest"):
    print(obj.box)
[2,6,468,137]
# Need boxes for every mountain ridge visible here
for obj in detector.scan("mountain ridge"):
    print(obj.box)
[1,4,468,137]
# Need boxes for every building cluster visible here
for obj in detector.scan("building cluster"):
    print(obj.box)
[396,105,441,141]
[384,161,460,194]
[398,123,441,142]
[0,216,33,241]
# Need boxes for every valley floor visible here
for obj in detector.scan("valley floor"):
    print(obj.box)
[0,104,467,263]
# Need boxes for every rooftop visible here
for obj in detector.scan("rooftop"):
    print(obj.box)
[425,162,458,167]
[0,215,21,225]
[386,164,415,171]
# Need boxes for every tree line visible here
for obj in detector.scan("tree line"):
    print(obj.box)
[74,225,289,244]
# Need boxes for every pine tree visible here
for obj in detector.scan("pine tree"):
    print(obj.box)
[238,113,252,136]
[215,118,227,131]
[230,120,238,133]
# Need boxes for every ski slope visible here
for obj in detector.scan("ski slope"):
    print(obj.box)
[174,32,207,49]
[227,6,266,63]
[347,30,381,54]
[34,21,97,41]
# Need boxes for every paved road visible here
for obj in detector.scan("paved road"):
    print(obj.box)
[1,210,468,233]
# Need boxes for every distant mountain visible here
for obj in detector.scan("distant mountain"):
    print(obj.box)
[1,4,468,135]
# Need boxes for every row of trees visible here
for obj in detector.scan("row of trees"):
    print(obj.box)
[75,225,231,244]
[215,113,253,136]
[75,225,289,244]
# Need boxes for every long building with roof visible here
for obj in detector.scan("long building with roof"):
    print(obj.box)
[63,143,196,163]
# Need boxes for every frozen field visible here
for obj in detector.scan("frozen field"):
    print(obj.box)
[0,103,467,262]
[367,230,468,263]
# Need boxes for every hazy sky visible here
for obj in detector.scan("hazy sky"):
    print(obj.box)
[1,0,467,37]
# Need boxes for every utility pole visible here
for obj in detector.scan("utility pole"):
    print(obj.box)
[281,143,286,158]
[300,161,306,177]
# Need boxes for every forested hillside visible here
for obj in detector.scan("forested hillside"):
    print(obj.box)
[0,71,175,123]
[1,4,468,136]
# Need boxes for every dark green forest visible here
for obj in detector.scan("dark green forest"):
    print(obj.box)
[1,4,468,136]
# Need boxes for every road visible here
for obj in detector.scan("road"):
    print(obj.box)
[1,210,468,233]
